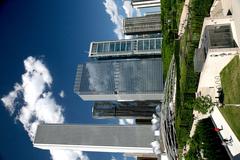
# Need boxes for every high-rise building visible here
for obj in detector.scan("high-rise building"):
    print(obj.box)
[131,0,160,8]
[123,14,161,35]
[74,58,164,101]
[34,124,155,154]
[89,37,162,58]
[92,101,160,119]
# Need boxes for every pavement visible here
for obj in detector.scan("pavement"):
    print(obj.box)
[195,51,240,159]
[211,106,240,158]
[178,0,190,38]
[197,49,239,102]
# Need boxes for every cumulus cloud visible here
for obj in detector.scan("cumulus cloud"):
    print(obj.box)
[135,8,142,17]
[119,119,135,125]
[1,56,88,160]
[59,90,65,98]
[1,83,22,114]
[103,0,141,39]
[50,150,89,160]
[103,0,124,39]
[122,0,133,17]
[111,156,117,160]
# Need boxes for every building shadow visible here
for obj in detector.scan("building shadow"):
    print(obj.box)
[233,153,240,160]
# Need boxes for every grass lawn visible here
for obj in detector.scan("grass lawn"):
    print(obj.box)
[220,55,240,104]
[220,56,240,140]
[220,106,240,140]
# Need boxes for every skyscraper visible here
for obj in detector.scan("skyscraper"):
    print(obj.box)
[89,37,162,58]
[123,14,161,35]
[131,0,160,8]
[34,124,155,154]
[92,101,160,119]
[74,58,164,101]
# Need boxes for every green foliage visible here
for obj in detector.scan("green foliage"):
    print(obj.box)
[185,118,230,160]
[184,96,213,114]
[161,0,179,79]
[175,0,213,152]
[161,0,215,155]
[194,96,213,114]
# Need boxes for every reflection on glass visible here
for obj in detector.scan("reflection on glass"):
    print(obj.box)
[92,43,97,52]
[97,43,103,52]
[115,42,120,51]
[103,43,109,52]
[93,101,159,119]
[138,40,143,50]
[150,39,155,49]
[121,41,126,51]
[77,59,163,95]
[144,40,150,50]
[126,41,132,51]
[110,42,115,51]
[90,38,162,55]
[156,39,161,49]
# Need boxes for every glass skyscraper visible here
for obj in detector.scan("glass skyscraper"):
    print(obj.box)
[34,124,154,154]
[123,14,161,35]
[74,58,164,101]
[92,101,160,119]
[89,38,162,58]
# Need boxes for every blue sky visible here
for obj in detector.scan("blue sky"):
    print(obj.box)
[0,0,144,160]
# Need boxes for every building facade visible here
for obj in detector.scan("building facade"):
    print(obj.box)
[92,101,160,119]
[194,24,237,72]
[123,14,161,35]
[131,0,160,8]
[89,37,162,58]
[74,58,164,101]
[34,124,155,154]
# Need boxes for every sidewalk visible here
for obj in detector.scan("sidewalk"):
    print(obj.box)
[211,106,240,158]
[178,0,190,38]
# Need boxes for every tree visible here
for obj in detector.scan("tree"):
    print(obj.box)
[194,96,214,114]
[184,96,214,114]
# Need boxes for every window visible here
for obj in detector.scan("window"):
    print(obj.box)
[103,43,110,52]
[144,40,150,50]
[150,39,155,49]
[121,41,126,51]
[126,41,132,51]
[97,43,104,52]
[156,39,161,49]
[110,42,115,51]
[115,42,120,51]
[91,43,97,53]
[138,40,143,50]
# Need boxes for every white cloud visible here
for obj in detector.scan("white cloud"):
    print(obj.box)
[103,0,141,40]
[1,83,22,114]
[111,156,117,160]
[122,1,133,17]
[59,90,65,98]
[1,56,89,160]
[135,8,142,17]
[103,0,124,39]
[119,119,135,125]
[50,149,89,160]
